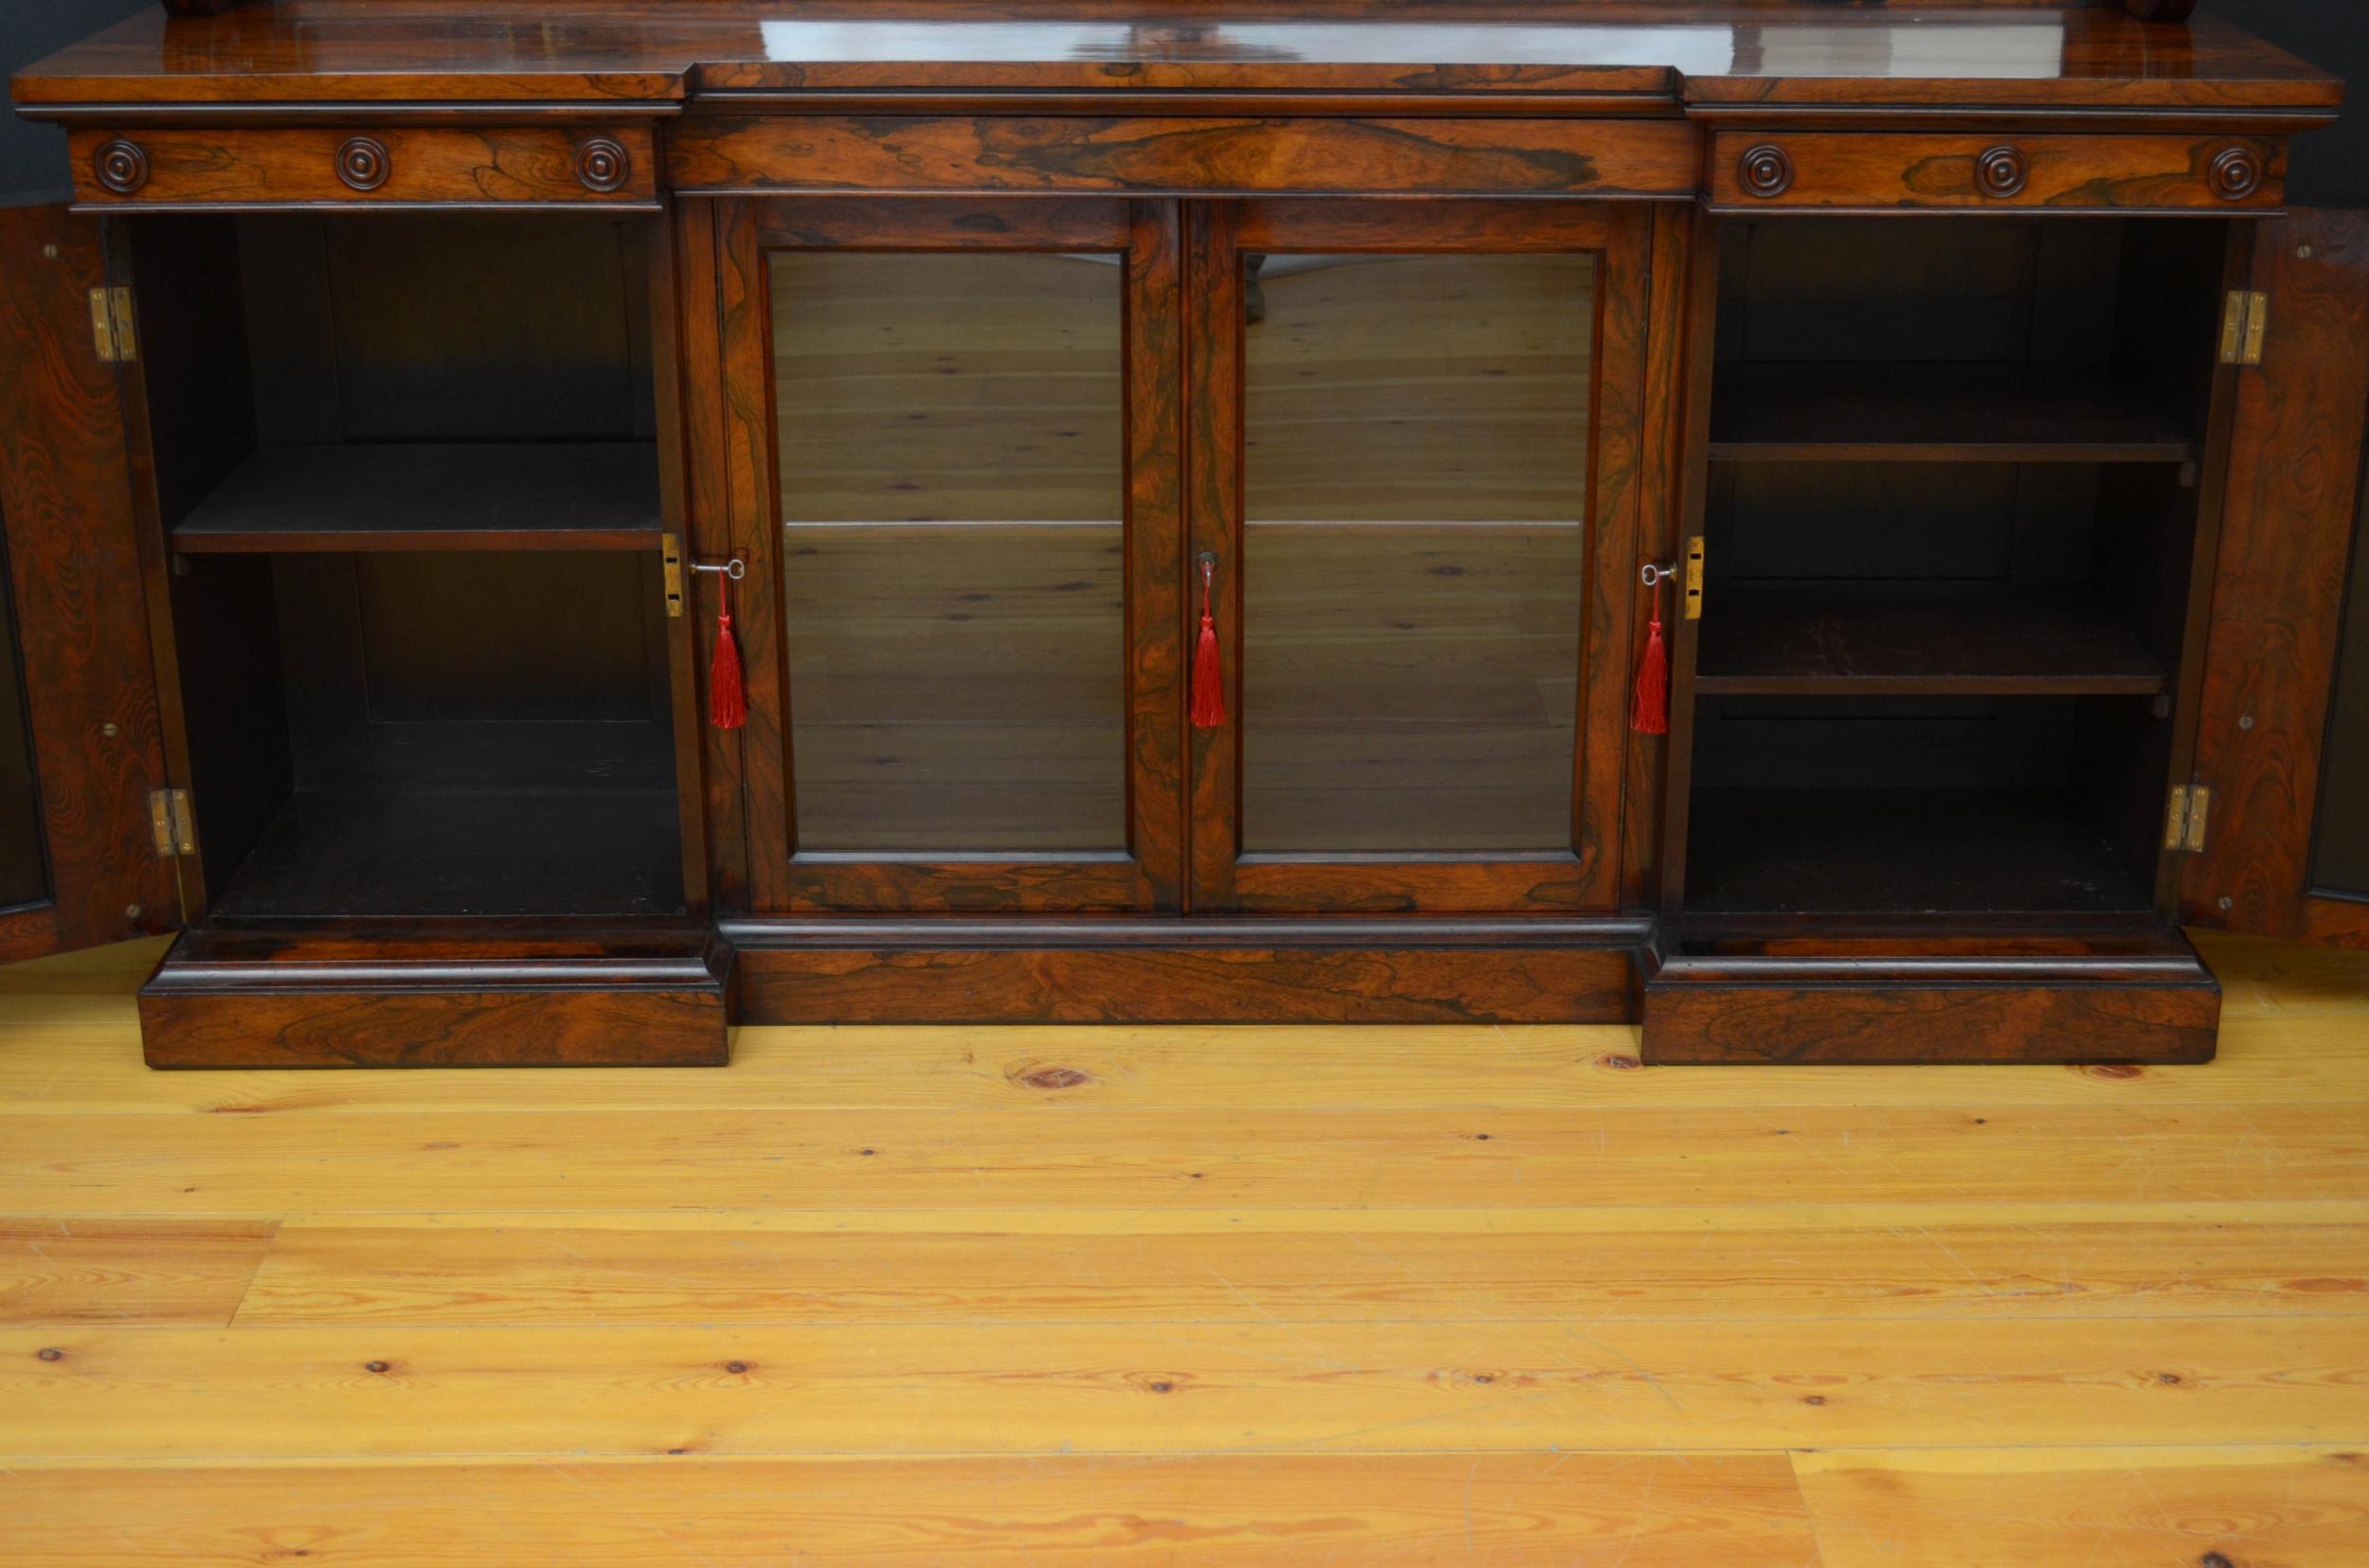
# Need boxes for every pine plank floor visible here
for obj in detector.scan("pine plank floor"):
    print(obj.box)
[0,931,2364,1565]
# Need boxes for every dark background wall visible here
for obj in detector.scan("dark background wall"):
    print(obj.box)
[3,2,2367,198]
[2,0,146,201]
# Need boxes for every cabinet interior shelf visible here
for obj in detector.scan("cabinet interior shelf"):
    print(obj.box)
[1685,786,2154,916]
[1694,581,2167,697]
[172,442,662,554]
[210,785,686,922]
[1707,365,2198,465]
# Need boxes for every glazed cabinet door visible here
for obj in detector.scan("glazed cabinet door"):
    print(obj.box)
[2181,209,2369,947]
[1186,201,1655,913]
[0,204,182,962]
[718,199,1184,911]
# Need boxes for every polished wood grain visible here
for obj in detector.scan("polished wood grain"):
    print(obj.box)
[2303,896,2369,950]
[738,938,1637,1022]
[1647,975,2220,1065]
[670,116,1699,197]
[1645,928,2223,1063]
[66,125,659,209]
[674,199,750,911]
[1709,131,2287,212]
[2183,212,2369,941]
[13,5,2339,115]
[0,207,181,964]
[1620,203,1691,912]
[136,928,730,1068]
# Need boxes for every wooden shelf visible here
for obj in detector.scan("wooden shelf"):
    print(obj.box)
[210,786,685,921]
[172,443,662,554]
[1685,786,2153,916]
[1707,365,2197,464]
[1695,581,2167,696]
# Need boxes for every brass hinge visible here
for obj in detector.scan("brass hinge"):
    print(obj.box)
[1683,534,1706,622]
[89,286,136,364]
[2219,290,2268,366]
[2163,784,2212,855]
[147,788,195,858]
[660,533,685,619]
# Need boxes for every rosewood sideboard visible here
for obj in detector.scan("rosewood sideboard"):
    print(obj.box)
[4,0,2365,1067]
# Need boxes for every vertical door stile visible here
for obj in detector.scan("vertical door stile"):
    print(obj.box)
[1125,200,1189,912]
[678,198,750,912]
[1184,200,1245,913]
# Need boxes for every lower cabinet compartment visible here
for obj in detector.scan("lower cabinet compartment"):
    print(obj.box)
[175,550,690,924]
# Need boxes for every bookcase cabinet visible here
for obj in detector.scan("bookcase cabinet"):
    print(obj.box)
[1,1,2362,1064]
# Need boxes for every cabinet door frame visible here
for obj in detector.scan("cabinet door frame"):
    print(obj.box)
[1185,198,1654,914]
[2181,208,2369,947]
[0,205,182,964]
[717,196,1185,912]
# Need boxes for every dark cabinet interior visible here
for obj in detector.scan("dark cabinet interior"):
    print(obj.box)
[2315,471,2369,900]
[0,533,47,911]
[124,214,688,921]
[1678,217,2234,917]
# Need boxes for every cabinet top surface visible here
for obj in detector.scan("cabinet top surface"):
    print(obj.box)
[9,2,2342,116]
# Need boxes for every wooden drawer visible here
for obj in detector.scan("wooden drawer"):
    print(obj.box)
[68,125,660,210]
[668,116,1698,197]
[1709,131,2285,214]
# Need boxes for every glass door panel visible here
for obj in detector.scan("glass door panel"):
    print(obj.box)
[1242,253,1595,854]
[774,251,1127,853]
[1188,201,1654,913]
[725,200,1183,912]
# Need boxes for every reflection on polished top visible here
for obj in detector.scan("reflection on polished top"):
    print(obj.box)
[9,2,2343,113]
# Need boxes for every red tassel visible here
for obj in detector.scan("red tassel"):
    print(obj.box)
[1189,554,1226,730]
[1630,574,1669,736]
[709,577,747,731]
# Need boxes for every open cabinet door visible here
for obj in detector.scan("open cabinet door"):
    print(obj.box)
[2181,208,2369,948]
[0,203,183,963]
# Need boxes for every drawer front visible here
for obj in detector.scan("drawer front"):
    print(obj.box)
[669,116,1699,196]
[69,126,660,210]
[1709,132,2285,213]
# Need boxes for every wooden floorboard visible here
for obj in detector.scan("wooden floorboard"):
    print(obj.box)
[1795,1445,2369,1568]
[0,1219,278,1326]
[231,1205,2369,1326]
[0,932,2362,1562]
[8,1316,2368,1459]
[0,1453,1822,1566]
[8,1103,2365,1216]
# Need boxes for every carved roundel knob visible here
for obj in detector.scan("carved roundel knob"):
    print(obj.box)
[1737,143,1794,200]
[576,136,632,194]
[94,139,150,197]
[1975,146,2029,200]
[2208,146,2265,203]
[336,135,391,192]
